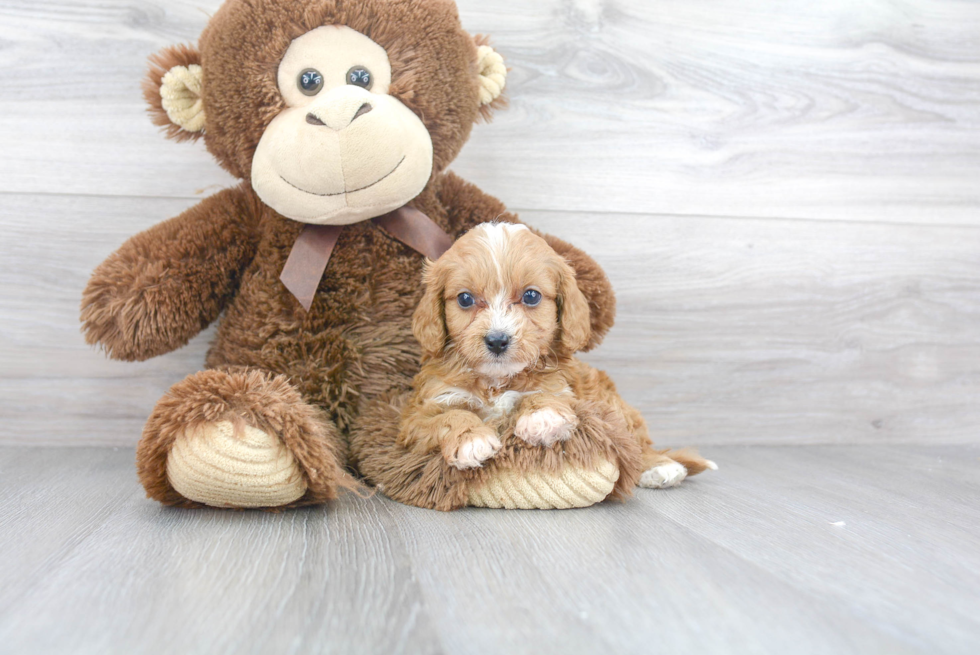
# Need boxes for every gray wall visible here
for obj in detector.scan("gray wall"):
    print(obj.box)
[2,0,978,446]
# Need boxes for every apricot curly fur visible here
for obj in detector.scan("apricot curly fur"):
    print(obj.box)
[358,225,669,510]
[350,393,643,511]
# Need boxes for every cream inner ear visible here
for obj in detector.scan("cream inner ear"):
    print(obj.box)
[476,45,507,105]
[160,64,205,132]
[250,26,434,226]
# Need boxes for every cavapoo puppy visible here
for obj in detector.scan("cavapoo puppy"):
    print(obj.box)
[399,222,715,489]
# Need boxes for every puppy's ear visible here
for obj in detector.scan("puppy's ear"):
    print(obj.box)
[556,261,592,356]
[413,262,448,357]
[143,44,206,141]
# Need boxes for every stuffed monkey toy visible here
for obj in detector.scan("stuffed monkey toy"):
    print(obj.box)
[82,0,707,510]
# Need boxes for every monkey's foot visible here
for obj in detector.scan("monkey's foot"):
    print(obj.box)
[467,458,620,510]
[138,368,349,509]
[166,420,307,508]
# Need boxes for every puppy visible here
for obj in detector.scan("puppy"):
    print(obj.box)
[400,222,715,487]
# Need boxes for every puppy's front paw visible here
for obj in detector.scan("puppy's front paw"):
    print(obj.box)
[515,408,577,447]
[446,427,502,470]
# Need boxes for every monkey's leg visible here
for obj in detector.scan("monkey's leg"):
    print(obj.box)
[137,368,351,509]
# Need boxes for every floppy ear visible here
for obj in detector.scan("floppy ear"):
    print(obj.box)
[412,262,449,358]
[473,36,507,120]
[142,44,206,142]
[556,261,592,356]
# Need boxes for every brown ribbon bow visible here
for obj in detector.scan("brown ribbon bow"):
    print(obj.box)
[279,206,454,311]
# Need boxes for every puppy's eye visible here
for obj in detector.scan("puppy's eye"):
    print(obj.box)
[457,292,476,309]
[298,69,324,96]
[347,66,373,89]
[522,289,542,306]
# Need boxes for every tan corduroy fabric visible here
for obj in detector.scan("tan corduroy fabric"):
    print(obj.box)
[160,64,206,133]
[166,421,308,508]
[476,45,506,106]
[467,458,619,510]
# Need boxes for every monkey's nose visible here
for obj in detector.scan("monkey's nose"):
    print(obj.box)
[306,103,373,129]
[351,102,373,122]
[484,332,510,356]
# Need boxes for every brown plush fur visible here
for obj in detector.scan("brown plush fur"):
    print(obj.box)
[82,0,618,508]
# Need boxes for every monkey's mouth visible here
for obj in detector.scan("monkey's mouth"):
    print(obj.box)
[279,156,406,197]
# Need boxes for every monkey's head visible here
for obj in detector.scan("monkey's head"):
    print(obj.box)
[144,0,507,225]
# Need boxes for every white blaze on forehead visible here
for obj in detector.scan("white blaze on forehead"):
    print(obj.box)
[475,221,528,252]
[472,222,528,336]
[488,291,521,335]
[474,222,528,288]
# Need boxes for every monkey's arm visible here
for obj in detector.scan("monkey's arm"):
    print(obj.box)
[81,184,260,361]
[437,171,616,351]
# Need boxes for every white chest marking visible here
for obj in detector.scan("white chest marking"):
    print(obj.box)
[479,390,538,422]
[434,388,482,410]
[433,386,539,422]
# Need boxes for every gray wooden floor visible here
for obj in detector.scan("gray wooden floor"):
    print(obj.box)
[1,445,978,655]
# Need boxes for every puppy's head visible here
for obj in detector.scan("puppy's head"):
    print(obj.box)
[413,222,591,378]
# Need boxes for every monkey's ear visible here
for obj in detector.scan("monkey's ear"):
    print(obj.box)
[473,36,507,119]
[412,262,449,358]
[142,44,206,141]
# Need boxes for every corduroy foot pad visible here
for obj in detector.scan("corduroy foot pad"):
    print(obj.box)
[467,458,619,509]
[167,420,308,508]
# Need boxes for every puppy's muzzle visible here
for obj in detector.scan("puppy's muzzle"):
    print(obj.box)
[484,331,510,356]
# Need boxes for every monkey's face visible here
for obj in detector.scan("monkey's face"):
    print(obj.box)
[145,0,508,224]
[251,26,434,225]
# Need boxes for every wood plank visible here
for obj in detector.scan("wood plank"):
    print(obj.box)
[1,0,979,223]
[0,447,443,655]
[528,209,980,446]
[1,445,978,653]
[0,193,211,444]
[4,192,978,446]
[645,445,980,653]
[0,447,138,618]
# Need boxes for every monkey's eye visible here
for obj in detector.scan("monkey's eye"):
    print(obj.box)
[298,69,324,96]
[522,289,542,306]
[457,292,476,309]
[347,66,373,89]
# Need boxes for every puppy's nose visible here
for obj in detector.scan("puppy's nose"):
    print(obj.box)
[484,332,510,355]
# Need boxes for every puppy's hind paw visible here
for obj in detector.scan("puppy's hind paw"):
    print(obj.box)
[447,428,502,470]
[515,408,577,447]
[639,461,688,489]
